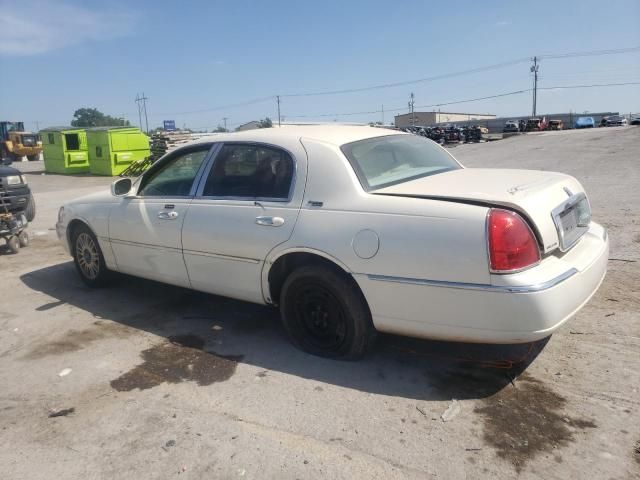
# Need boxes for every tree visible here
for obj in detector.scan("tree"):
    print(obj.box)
[213,125,228,133]
[257,117,273,128]
[71,108,130,127]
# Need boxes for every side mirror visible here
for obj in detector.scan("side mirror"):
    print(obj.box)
[111,178,133,197]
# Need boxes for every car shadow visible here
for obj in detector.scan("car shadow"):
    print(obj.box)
[20,262,549,401]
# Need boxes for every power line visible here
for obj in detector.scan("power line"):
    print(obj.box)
[285,82,639,120]
[119,46,639,119]
[279,46,639,98]
[280,58,529,98]
[149,96,274,117]
[539,46,640,59]
[538,81,640,90]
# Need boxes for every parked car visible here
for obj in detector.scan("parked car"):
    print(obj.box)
[630,114,640,125]
[548,120,564,131]
[0,165,36,221]
[56,126,608,358]
[602,115,628,127]
[525,118,547,131]
[575,117,595,129]
[503,121,520,133]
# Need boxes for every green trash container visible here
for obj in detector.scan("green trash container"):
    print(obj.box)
[40,127,89,174]
[87,127,150,176]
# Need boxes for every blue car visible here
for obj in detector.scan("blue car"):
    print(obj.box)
[575,117,595,129]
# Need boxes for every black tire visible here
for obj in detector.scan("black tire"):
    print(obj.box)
[25,194,36,222]
[7,236,19,254]
[1,151,16,165]
[280,265,376,359]
[71,224,111,287]
[18,231,29,247]
[27,154,39,161]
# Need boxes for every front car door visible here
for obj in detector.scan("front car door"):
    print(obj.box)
[108,144,214,286]
[182,141,306,303]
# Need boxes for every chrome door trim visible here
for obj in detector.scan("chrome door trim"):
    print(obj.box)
[367,268,578,293]
[182,249,260,264]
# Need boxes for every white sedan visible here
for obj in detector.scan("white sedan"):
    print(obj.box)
[56,126,608,358]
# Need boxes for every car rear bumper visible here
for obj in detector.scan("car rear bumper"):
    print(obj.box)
[355,222,608,344]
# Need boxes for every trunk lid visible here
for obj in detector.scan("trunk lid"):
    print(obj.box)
[374,168,589,253]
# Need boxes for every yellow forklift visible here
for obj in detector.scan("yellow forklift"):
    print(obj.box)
[1,121,43,164]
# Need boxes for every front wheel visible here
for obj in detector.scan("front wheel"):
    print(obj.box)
[18,231,29,247]
[71,224,111,287]
[280,265,376,359]
[27,155,39,161]
[6,236,19,254]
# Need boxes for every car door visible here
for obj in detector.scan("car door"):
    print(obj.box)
[182,142,305,303]
[108,144,214,287]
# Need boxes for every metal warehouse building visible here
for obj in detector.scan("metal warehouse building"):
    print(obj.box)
[394,111,495,128]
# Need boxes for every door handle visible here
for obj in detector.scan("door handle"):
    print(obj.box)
[255,216,284,227]
[158,211,179,220]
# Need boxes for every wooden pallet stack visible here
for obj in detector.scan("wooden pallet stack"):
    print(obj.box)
[120,130,194,177]
[149,130,193,162]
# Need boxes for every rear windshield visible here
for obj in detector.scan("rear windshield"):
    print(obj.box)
[341,134,461,191]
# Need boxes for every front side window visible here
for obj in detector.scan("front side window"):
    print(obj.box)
[341,134,461,191]
[138,147,210,197]
[202,144,294,200]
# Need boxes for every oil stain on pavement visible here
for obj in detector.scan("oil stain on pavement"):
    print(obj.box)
[23,321,132,359]
[474,374,597,473]
[110,335,243,391]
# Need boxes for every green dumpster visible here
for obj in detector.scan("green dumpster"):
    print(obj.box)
[87,127,150,176]
[40,127,89,174]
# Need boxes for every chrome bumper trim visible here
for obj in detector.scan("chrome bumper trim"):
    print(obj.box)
[367,268,578,293]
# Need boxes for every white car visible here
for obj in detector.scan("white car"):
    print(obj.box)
[56,126,608,358]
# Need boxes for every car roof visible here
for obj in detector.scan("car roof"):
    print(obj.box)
[184,125,407,148]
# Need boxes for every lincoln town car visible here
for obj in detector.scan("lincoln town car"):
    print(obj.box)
[56,126,608,358]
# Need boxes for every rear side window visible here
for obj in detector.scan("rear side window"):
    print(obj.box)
[341,134,460,191]
[202,144,294,200]
[48,133,54,144]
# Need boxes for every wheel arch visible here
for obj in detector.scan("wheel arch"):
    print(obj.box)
[66,218,98,252]
[263,248,363,306]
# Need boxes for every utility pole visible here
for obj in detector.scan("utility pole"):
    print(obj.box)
[135,93,149,133]
[530,56,539,117]
[381,104,384,124]
[135,94,143,130]
[222,117,228,131]
[276,95,281,127]
[408,93,415,125]
[35,120,39,132]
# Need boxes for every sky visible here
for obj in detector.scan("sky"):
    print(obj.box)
[1,0,639,132]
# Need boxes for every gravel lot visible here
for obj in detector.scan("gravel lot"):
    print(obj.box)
[1,126,638,479]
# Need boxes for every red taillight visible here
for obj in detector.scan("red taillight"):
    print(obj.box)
[488,209,540,272]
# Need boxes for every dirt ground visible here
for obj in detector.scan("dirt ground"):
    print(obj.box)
[1,126,638,479]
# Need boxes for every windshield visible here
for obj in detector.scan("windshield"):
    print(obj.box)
[341,134,461,191]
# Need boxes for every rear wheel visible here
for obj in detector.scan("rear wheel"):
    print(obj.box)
[27,154,39,161]
[280,265,376,359]
[71,224,111,287]
[25,194,36,222]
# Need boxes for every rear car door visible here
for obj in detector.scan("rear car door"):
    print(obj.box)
[108,144,213,286]
[182,142,305,303]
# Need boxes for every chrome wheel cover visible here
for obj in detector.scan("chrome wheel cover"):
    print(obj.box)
[75,233,100,279]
